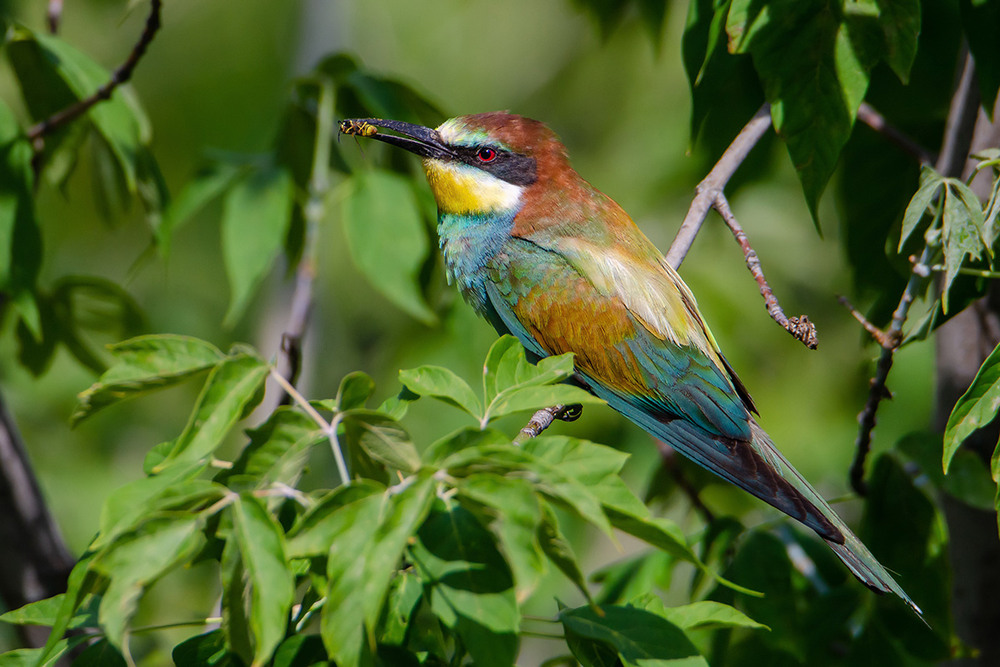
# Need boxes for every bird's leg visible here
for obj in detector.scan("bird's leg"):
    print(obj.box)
[514,404,583,444]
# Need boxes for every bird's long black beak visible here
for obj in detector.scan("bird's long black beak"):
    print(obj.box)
[339,118,453,160]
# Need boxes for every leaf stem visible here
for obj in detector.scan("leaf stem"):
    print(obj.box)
[270,368,350,485]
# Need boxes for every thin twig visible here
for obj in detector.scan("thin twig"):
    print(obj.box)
[276,77,335,401]
[666,104,773,269]
[857,102,937,166]
[715,195,818,349]
[270,368,350,485]
[514,404,582,444]
[47,0,63,33]
[27,0,162,170]
[837,295,896,347]
[849,51,980,495]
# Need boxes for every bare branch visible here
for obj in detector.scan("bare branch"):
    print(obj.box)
[715,195,818,349]
[666,104,772,269]
[276,78,335,401]
[857,102,936,166]
[28,0,162,167]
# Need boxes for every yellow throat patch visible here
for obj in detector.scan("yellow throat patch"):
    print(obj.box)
[422,159,523,215]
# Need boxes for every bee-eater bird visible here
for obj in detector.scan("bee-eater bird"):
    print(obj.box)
[340,113,919,615]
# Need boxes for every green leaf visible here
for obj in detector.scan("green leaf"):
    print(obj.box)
[156,162,243,259]
[320,471,435,666]
[411,499,520,667]
[399,365,483,418]
[152,353,270,471]
[941,180,987,311]
[340,409,421,473]
[876,0,921,83]
[486,384,603,423]
[34,556,100,666]
[560,604,708,667]
[73,334,225,424]
[337,370,376,411]
[230,494,295,667]
[455,473,547,601]
[285,479,385,559]
[0,594,98,630]
[424,426,512,465]
[944,343,1000,472]
[0,98,41,337]
[379,569,424,646]
[656,600,768,632]
[726,0,882,221]
[222,407,325,491]
[0,637,89,667]
[340,169,435,324]
[899,166,945,251]
[93,461,214,549]
[171,630,241,667]
[482,335,524,404]
[91,515,206,649]
[537,500,593,605]
[272,634,328,667]
[222,165,294,325]
[69,638,127,667]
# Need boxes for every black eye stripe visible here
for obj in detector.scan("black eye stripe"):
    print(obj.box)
[453,146,537,186]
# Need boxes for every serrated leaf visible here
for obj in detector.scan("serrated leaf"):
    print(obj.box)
[73,334,225,424]
[560,604,708,667]
[399,365,482,418]
[942,181,987,311]
[727,0,881,222]
[222,165,294,325]
[340,409,421,473]
[899,167,945,251]
[285,480,385,558]
[321,472,435,666]
[91,515,206,649]
[411,499,519,667]
[944,343,1000,473]
[341,169,435,324]
[152,353,270,471]
[221,408,324,491]
[230,494,295,667]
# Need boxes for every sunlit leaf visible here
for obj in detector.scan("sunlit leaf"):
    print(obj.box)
[944,343,1000,473]
[152,353,270,471]
[340,409,421,473]
[92,515,206,649]
[230,494,295,667]
[222,407,325,490]
[399,365,482,418]
[340,169,435,324]
[336,371,376,411]
[73,334,225,424]
[941,180,987,311]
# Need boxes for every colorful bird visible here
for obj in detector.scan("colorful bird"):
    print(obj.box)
[340,113,919,615]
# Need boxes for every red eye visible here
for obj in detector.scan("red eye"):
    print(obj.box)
[476,147,497,162]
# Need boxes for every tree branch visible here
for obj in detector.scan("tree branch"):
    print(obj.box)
[0,389,75,649]
[856,102,937,166]
[276,78,335,399]
[667,105,817,348]
[27,0,162,169]
[849,50,981,495]
[514,404,582,444]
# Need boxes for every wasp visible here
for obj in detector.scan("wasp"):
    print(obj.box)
[339,119,378,137]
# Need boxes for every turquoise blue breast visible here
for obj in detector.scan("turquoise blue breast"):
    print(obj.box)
[438,209,519,316]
